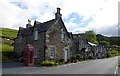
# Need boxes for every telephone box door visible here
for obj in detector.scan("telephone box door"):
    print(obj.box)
[23,44,34,66]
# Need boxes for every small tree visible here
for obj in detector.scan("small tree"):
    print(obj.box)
[83,30,98,44]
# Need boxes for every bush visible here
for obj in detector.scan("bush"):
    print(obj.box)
[1,43,15,59]
[70,56,76,63]
[1,54,13,63]
[107,49,118,57]
[41,60,59,66]
[118,62,120,67]
[88,56,93,60]
[73,59,79,63]
[70,54,82,63]
[59,59,64,62]
[75,54,81,60]
[67,59,70,63]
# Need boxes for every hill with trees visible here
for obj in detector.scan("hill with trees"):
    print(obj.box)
[96,34,120,46]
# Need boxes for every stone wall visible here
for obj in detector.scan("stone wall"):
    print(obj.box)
[14,35,26,58]
[14,30,45,64]
[45,20,71,61]
[33,32,45,64]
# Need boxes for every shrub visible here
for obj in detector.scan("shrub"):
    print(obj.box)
[41,60,59,66]
[88,56,93,60]
[67,59,70,63]
[118,62,120,67]
[70,56,76,63]
[70,54,82,63]
[107,50,118,57]
[56,59,64,65]
[1,43,15,59]
[1,54,13,63]
[75,54,81,60]
[73,59,79,63]
[59,59,64,62]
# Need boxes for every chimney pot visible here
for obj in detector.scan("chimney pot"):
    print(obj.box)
[26,19,32,28]
[55,7,62,19]
[57,7,61,13]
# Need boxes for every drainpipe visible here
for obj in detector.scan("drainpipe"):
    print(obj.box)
[44,32,46,61]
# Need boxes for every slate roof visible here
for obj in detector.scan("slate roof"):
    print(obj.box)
[20,27,33,37]
[36,19,56,32]
[20,19,57,37]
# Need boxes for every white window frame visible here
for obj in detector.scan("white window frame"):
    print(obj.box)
[34,30,38,40]
[50,45,56,59]
[34,48,38,58]
[61,29,65,42]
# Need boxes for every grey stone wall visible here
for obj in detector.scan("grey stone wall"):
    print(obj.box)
[14,35,26,58]
[33,32,45,64]
[14,30,45,64]
[45,20,71,61]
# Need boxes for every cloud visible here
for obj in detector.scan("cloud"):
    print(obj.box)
[11,1,28,9]
[0,0,119,36]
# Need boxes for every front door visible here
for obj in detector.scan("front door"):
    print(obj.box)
[64,49,68,62]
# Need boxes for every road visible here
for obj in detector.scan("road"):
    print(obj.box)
[2,57,119,75]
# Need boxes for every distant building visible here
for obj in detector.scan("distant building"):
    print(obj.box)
[72,34,110,60]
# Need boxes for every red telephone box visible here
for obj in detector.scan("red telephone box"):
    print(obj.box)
[23,44,34,66]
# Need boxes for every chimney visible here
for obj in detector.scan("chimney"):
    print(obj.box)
[26,19,32,28]
[55,7,62,19]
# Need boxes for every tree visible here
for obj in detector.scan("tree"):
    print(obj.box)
[96,34,109,42]
[83,30,98,44]
[99,41,110,46]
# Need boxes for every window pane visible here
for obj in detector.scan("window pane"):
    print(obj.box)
[34,31,38,40]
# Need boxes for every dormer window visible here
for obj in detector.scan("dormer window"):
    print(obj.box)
[34,30,38,40]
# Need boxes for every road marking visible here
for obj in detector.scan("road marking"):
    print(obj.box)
[114,66,118,76]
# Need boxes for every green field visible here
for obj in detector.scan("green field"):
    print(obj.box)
[0,28,18,63]
[0,28,18,38]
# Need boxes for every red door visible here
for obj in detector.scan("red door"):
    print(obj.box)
[23,44,34,66]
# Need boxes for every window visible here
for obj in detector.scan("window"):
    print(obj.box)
[34,48,38,58]
[61,33,65,42]
[61,29,65,42]
[34,30,38,40]
[50,46,56,59]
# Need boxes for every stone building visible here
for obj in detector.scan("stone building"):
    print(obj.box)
[72,34,109,60]
[14,8,111,64]
[14,8,73,63]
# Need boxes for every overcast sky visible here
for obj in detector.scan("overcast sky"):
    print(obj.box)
[0,0,119,37]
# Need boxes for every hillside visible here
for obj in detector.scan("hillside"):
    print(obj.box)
[0,28,18,62]
[96,34,120,46]
[0,28,18,39]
